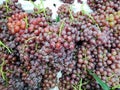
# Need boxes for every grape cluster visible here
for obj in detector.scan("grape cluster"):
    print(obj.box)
[58,1,120,90]
[60,0,83,4]
[57,4,74,19]
[87,0,120,13]
[7,12,28,34]
[0,0,24,30]
[32,7,52,22]
[42,70,57,90]
[60,0,74,4]
[0,0,120,90]
[0,0,23,19]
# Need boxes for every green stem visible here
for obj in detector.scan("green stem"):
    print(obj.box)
[0,41,12,53]
[30,0,41,14]
[0,58,9,86]
[111,84,120,90]
[35,43,38,51]
[69,5,74,21]
[59,21,64,37]
[0,59,6,80]
[23,37,36,53]
[107,73,115,81]
[5,0,9,13]
[40,0,47,17]
[30,0,46,17]
[23,16,29,29]
[25,37,36,44]
[87,15,101,31]
[78,78,83,90]
[73,78,88,90]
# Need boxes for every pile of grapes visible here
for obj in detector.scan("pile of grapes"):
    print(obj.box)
[0,0,120,90]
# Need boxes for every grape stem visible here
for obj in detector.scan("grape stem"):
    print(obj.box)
[4,0,12,14]
[5,0,9,13]
[111,84,120,90]
[30,0,47,17]
[59,21,65,37]
[87,15,101,31]
[22,37,36,53]
[40,0,47,17]
[35,43,38,51]
[0,41,12,53]
[23,15,29,29]
[83,48,88,61]
[69,5,74,21]
[73,78,88,90]
[0,58,8,86]
[106,73,115,81]
[0,58,6,80]
[25,36,36,44]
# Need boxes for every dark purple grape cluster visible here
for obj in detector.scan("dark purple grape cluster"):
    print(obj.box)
[0,0,23,19]
[0,0,24,30]
[0,0,120,90]
[57,4,74,19]
[32,7,53,22]
[60,0,83,4]
[77,0,82,3]
[60,0,74,4]
[87,0,120,13]
[42,70,57,90]
[57,2,120,90]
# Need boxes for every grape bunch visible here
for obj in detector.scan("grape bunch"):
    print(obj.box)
[0,0,24,30]
[57,4,74,19]
[87,0,120,13]
[0,0,120,90]
[7,12,28,34]
[60,0,83,4]
[60,0,74,4]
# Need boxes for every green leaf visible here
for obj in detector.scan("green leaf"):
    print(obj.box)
[88,70,110,90]
[56,16,60,22]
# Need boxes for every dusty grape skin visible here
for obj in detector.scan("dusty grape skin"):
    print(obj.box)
[0,0,120,89]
